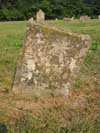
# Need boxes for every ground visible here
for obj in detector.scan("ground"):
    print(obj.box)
[0,20,100,132]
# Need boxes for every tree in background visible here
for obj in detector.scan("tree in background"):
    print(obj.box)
[92,0,100,17]
[0,0,99,21]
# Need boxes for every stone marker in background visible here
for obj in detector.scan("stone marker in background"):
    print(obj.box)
[36,9,45,22]
[63,16,74,21]
[63,17,71,21]
[28,17,34,24]
[71,17,74,20]
[98,15,100,20]
[12,21,91,97]
[80,16,91,22]
[55,18,58,21]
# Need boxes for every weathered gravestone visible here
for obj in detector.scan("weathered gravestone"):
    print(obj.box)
[80,16,91,22]
[12,21,91,97]
[36,9,45,22]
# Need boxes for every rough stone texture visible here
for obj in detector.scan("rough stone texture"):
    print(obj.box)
[80,16,91,22]
[36,9,45,22]
[12,21,91,97]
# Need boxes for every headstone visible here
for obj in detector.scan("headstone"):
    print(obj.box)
[71,17,74,20]
[12,21,91,97]
[36,9,45,22]
[63,17,74,21]
[98,15,100,19]
[80,16,91,22]
[55,18,58,21]
[63,17,71,21]
[28,17,34,24]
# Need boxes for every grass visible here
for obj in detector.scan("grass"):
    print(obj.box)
[46,20,100,38]
[0,19,100,132]
[0,21,26,91]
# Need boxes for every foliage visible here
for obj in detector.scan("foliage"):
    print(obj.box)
[0,0,99,21]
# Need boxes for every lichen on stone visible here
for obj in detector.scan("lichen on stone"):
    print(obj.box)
[12,21,91,97]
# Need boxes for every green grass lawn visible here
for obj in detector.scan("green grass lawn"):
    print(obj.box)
[0,20,100,132]
[0,21,26,91]
[47,19,100,39]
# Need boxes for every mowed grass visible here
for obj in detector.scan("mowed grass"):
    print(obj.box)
[47,19,100,39]
[0,21,26,91]
[0,20,100,132]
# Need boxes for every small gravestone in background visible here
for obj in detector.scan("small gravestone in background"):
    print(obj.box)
[28,17,34,24]
[98,15,100,20]
[36,9,45,22]
[63,17,74,21]
[80,16,91,22]
[55,18,58,21]
[71,17,74,20]
[63,17,71,21]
